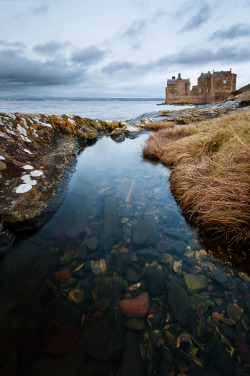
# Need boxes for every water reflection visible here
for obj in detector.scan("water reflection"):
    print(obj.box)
[0,135,249,375]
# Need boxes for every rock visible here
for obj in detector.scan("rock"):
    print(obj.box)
[234,330,250,364]
[126,263,144,282]
[197,317,207,337]
[227,302,243,321]
[120,292,150,318]
[29,334,87,376]
[144,267,167,297]
[85,236,99,251]
[205,336,236,376]
[125,318,145,330]
[48,299,82,327]
[168,279,191,327]
[162,227,191,242]
[95,276,112,312]
[133,217,158,245]
[136,248,162,265]
[166,240,186,255]
[183,274,208,294]
[100,197,122,251]
[45,325,81,355]
[0,354,18,376]
[54,269,71,284]
[77,242,87,261]
[68,288,85,305]
[210,271,229,287]
[82,320,123,361]
[116,330,146,376]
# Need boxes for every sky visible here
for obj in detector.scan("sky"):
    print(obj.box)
[0,0,250,98]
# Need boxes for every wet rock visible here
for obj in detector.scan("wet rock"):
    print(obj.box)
[68,288,85,305]
[165,240,186,255]
[184,274,208,294]
[148,312,166,328]
[126,263,144,282]
[120,292,150,318]
[82,320,123,361]
[45,325,81,355]
[227,302,243,321]
[100,197,122,251]
[197,317,207,337]
[125,318,145,330]
[162,227,191,242]
[144,267,167,297]
[28,334,87,376]
[54,269,71,284]
[48,299,82,327]
[205,336,236,376]
[95,276,112,312]
[168,279,191,327]
[136,248,162,265]
[221,323,235,340]
[210,271,229,288]
[133,217,158,246]
[234,330,250,364]
[116,330,146,376]
[85,236,99,251]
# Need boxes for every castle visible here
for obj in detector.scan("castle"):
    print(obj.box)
[165,69,237,104]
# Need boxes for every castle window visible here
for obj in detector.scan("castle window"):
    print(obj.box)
[223,80,227,84]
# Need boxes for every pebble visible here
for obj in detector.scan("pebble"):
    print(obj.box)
[55,269,71,284]
[227,302,243,321]
[183,274,208,294]
[120,292,150,318]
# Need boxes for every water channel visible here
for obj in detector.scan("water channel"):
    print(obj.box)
[0,133,249,375]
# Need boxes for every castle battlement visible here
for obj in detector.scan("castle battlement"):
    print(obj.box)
[165,69,237,104]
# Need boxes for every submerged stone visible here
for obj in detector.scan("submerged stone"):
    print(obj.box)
[183,274,208,294]
[144,267,167,297]
[100,196,122,251]
[168,279,191,327]
[116,330,146,376]
[120,292,150,318]
[133,217,158,245]
[162,227,191,242]
[82,320,123,361]
[48,299,82,327]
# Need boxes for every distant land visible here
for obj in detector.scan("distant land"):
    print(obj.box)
[0,96,165,101]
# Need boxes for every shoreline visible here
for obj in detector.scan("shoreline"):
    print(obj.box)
[0,98,249,256]
[143,105,250,251]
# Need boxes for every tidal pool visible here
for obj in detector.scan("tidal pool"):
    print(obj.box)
[0,134,249,376]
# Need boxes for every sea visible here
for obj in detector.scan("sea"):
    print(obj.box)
[0,98,192,121]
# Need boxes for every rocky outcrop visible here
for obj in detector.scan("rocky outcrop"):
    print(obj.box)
[0,113,142,227]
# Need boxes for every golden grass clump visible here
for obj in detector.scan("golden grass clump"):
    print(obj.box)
[143,120,175,131]
[143,108,250,244]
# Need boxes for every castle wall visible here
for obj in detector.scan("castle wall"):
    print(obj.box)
[165,70,237,104]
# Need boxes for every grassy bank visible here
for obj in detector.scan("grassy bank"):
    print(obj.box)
[143,108,250,245]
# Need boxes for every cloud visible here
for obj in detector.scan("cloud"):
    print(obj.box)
[102,61,134,74]
[121,19,147,39]
[0,40,24,49]
[34,41,71,55]
[101,45,250,78]
[209,23,250,40]
[71,45,106,65]
[0,49,82,88]
[180,2,211,31]
[28,5,48,15]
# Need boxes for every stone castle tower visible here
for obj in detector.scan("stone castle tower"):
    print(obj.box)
[165,69,237,104]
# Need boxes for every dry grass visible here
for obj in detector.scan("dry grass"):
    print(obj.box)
[143,120,175,131]
[143,108,250,244]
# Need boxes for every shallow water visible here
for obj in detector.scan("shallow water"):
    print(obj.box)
[0,134,249,375]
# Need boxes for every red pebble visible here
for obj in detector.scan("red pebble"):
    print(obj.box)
[45,325,81,355]
[120,292,150,318]
[54,269,71,284]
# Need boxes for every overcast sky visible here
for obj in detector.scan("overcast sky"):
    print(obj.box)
[0,0,249,98]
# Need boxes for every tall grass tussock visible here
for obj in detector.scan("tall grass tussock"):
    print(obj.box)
[143,108,250,245]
